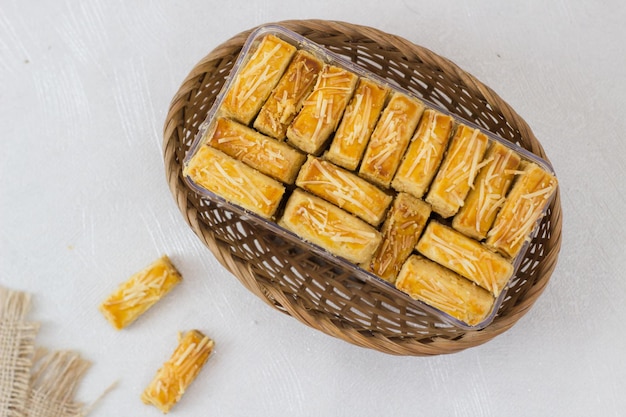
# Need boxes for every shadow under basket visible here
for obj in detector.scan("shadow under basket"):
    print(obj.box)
[163,20,562,356]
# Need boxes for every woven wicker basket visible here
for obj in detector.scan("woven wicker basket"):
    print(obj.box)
[163,20,562,356]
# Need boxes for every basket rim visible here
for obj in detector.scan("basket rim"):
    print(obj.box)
[163,19,562,355]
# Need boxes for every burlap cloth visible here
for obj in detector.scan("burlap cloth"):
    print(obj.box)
[0,286,100,417]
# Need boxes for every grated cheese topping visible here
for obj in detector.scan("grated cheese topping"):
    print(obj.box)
[231,41,283,106]
[395,256,494,325]
[295,198,376,245]
[487,164,557,257]
[296,158,390,224]
[418,222,512,295]
[99,257,182,330]
[367,194,430,281]
[142,330,214,413]
[185,146,284,218]
[427,125,489,216]
[208,118,303,183]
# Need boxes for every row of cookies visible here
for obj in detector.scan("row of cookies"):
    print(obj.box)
[183,33,557,326]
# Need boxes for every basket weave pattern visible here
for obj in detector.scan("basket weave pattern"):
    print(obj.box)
[163,20,562,355]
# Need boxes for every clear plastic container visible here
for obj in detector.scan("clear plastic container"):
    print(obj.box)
[183,24,557,330]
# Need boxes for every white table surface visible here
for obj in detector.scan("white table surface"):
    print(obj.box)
[1,0,625,415]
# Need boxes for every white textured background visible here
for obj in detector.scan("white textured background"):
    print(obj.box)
[1,0,625,416]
